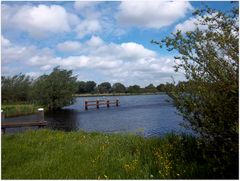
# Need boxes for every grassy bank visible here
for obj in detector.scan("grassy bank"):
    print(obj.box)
[1,104,40,118]
[73,92,165,97]
[2,130,213,179]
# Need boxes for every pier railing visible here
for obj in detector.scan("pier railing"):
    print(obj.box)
[84,99,119,110]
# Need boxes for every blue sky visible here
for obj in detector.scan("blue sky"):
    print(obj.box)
[1,1,235,87]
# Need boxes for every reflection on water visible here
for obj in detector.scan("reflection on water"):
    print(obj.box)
[4,94,192,137]
[45,110,80,131]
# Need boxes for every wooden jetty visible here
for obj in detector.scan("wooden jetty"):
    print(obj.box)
[84,99,119,110]
[1,108,47,134]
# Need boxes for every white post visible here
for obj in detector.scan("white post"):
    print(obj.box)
[38,108,44,122]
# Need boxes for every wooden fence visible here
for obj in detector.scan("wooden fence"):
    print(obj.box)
[84,99,119,110]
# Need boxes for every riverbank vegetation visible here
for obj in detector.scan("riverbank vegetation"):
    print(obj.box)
[1,104,39,118]
[1,68,171,112]
[153,2,238,178]
[2,129,218,179]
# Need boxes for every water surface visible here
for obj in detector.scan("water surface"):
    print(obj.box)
[4,94,191,136]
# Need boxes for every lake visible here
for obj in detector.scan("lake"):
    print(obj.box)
[4,94,191,137]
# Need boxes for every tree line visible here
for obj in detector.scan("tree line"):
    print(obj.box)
[76,81,173,94]
[1,67,174,109]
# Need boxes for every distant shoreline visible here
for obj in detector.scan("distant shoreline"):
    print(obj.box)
[73,92,166,97]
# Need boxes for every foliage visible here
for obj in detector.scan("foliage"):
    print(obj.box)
[97,82,112,94]
[76,81,97,94]
[144,84,157,93]
[77,81,87,94]
[1,104,39,118]
[127,85,143,93]
[85,81,97,93]
[2,130,214,179]
[156,84,166,92]
[1,74,32,103]
[156,83,175,93]
[153,3,239,178]
[112,83,126,93]
[31,67,78,110]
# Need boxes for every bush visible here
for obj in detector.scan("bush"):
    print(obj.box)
[153,3,238,178]
[31,67,78,110]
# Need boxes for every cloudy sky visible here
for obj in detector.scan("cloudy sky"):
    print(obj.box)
[1,1,232,86]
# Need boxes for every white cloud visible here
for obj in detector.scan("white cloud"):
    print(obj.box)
[74,1,99,10]
[1,65,21,76]
[86,36,104,47]
[73,1,101,20]
[75,19,101,39]
[59,56,90,69]
[2,3,112,40]
[174,16,207,33]
[40,65,52,71]
[1,36,54,65]
[72,1,103,39]
[117,1,193,29]
[2,4,80,38]
[53,36,183,85]
[57,41,82,52]
[2,35,184,85]
[120,42,156,59]
[1,36,11,47]
[25,71,42,78]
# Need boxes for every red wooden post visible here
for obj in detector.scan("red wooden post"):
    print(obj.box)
[116,99,119,107]
[96,100,99,109]
[107,100,110,108]
[85,100,88,110]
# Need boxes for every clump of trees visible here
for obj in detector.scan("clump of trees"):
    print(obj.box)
[112,83,126,93]
[153,3,238,178]
[144,84,158,93]
[76,81,96,94]
[2,67,78,110]
[97,82,112,94]
[1,74,32,103]
[31,67,78,110]
[127,85,142,93]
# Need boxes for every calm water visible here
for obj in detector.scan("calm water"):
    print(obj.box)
[4,94,191,137]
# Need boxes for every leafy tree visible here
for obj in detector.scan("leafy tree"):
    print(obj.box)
[77,81,86,94]
[144,84,157,93]
[97,82,111,93]
[153,3,238,178]
[112,82,126,93]
[76,81,96,94]
[85,81,97,93]
[1,74,32,103]
[156,83,166,92]
[31,67,78,110]
[127,85,142,93]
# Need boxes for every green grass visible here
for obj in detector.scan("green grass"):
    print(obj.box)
[2,130,213,179]
[1,104,40,117]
